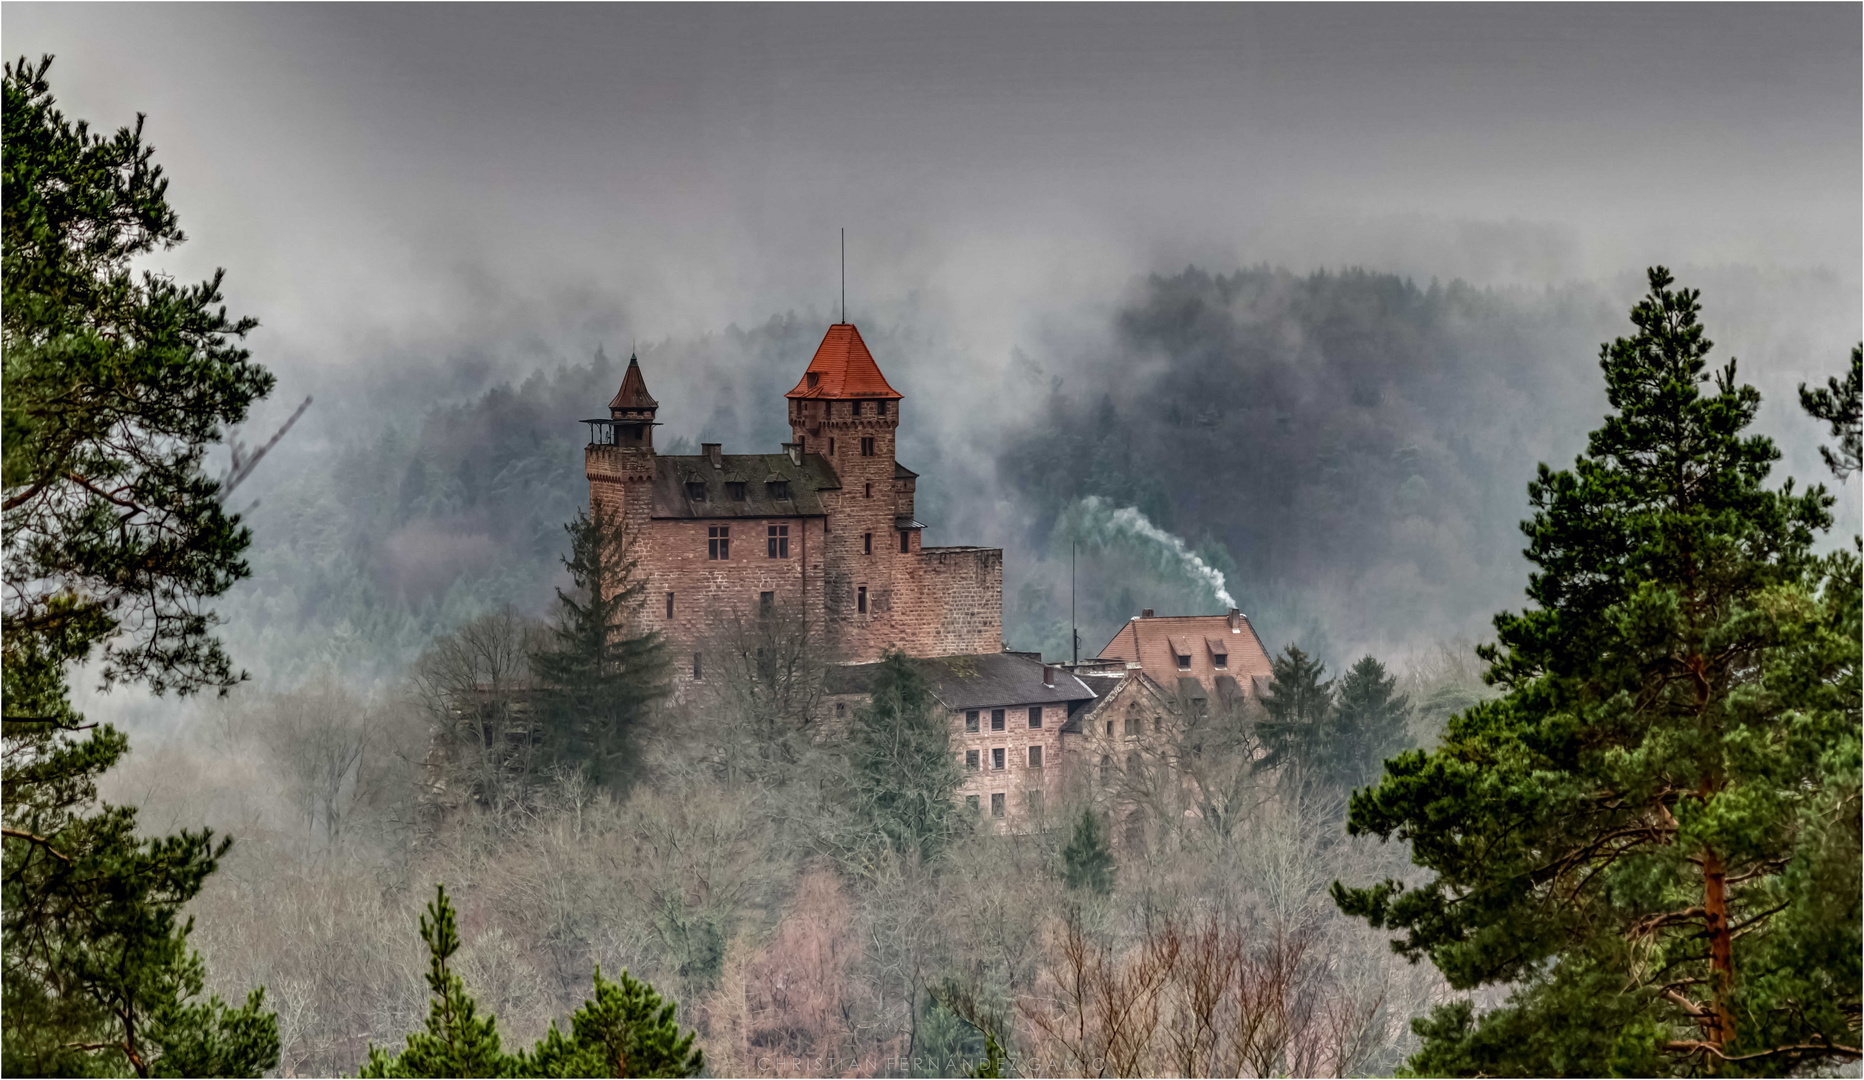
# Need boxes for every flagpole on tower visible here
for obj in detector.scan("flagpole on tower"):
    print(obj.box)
[840,228,845,324]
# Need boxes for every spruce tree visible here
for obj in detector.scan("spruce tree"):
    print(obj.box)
[530,501,668,789]
[1334,268,1857,1074]
[1327,656,1411,791]
[1060,808,1116,895]
[1253,645,1335,777]
[849,650,969,862]
[2,55,278,1077]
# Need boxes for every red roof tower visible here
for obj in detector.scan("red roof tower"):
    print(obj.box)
[784,324,902,401]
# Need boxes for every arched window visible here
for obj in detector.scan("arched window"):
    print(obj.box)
[1099,755,1112,783]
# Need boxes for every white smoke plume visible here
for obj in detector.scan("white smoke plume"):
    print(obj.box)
[1066,495,1237,611]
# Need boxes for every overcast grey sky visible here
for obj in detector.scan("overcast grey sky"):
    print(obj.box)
[8,4,1858,383]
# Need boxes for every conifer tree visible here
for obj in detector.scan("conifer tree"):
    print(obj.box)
[2,55,278,1077]
[1060,807,1116,895]
[1798,344,1861,481]
[1334,268,1858,1075]
[849,651,969,862]
[1253,645,1335,776]
[530,500,668,789]
[360,886,509,1079]
[1326,656,1411,791]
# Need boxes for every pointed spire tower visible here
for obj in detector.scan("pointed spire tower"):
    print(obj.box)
[608,353,659,450]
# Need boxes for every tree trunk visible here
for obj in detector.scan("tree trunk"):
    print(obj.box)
[1702,847,1735,1051]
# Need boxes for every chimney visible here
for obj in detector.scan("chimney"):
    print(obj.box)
[1228,607,1241,631]
[782,442,802,466]
[1042,664,1056,688]
[702,443,722,469]
[1141,608,1154,619]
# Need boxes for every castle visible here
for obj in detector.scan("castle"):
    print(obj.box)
[583,323,1002,672]
[585,323,1274,831]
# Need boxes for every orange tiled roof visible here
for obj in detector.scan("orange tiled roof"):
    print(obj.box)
[1097,613,1273,699]
[785,324,903,400]
[609,355,658,410]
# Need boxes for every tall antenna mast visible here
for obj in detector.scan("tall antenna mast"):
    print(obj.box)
[1071,540,1078,665]
[840,228,845,323]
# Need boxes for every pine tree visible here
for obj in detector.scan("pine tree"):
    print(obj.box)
[1060,808,1116,895]
[2,55,278,1077]
[1798,344,1861,481]
[849,650,970,862]
[530,501,668,789]
[1253,645,1336,777]
[361,884,703,1079]
[360,885,511,1079]
[1334,268,1857,1074]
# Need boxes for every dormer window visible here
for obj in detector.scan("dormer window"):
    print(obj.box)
[686,481,707,502]
[726,481,746,501]
[766,480,790,500]
[1213,652,1228,669]
[1176,652,1191,670]
[807,372,819,389]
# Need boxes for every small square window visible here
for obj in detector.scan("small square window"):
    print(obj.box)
[900,531,910,554]
[878,400,888,416]
[864,532,872,555]
[687,481,707,502]
[991,709,1005,732]
[861,436,875,457]
[992,747,1005,770]
[1176,653,1191,670]
[726,481,746,501]
[852,400,864,416]
[965,710,980,733]
[1028,706,1042,729]
[1028,745,1043,769]
[1213,653,1228,669]
[759,591,774,615]
[836,702,845,716]
[990,792,1005,817]
[707,526,729,560]
[857,586,867,614]
[966,794,980,812]
[767,524,789,558]
[965,749,979,770]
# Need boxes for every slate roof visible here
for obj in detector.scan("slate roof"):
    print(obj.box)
[650,453,840,519]
[824,652,1097,711]
[785,324,903,400]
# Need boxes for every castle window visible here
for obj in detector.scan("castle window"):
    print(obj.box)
[727,481,746,501]
[899,531,910,554]
[767,480,790,500]
[860,436,875,457]
[992,748,1005,770]
[852,400,863,416]
[965,749,979,770]
[1124,714,1140,736]
[1028,707,1042,729]
[864,483,872,498]
[759,591,774,615]
[990,793,1005,818]
[863,532,872,555]
[991,709,1005,732]
[857,586,867,614]
[1105,721,1112,737]
[1028,746,1043,769]
[965,710,980,733]
[1176,652,1191,670]
[878,400,888,416]
[829,437,836,456]
[687,481,707,502]
[1126,752,1141,776]
[693,653,704,680]
[1026,790,1043,814]
[666,592,674,619]
[966,794,980,813]
[836,702,845,716]
[1213,652,1228,669]
[767,524,789,558]
[708,526,729,560]
[807,372,819,389]
[1099,755,1112,782]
